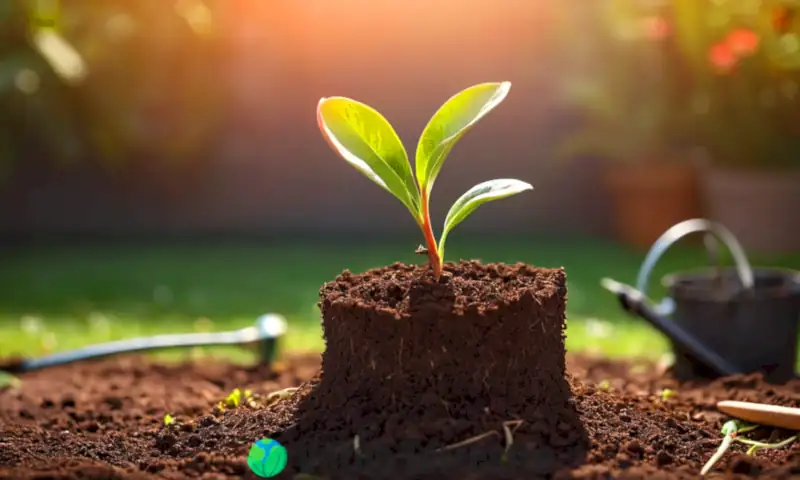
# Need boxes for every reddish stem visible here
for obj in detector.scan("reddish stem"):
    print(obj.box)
[419,189,442,279]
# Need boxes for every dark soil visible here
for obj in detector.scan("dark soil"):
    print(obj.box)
[284,261,583,478]
[1,262,799,479]
[1,353,800,479]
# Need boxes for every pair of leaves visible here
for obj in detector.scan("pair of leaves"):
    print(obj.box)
[317,81,531,255]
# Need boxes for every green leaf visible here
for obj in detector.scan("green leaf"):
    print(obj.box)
[317,96,420,218]
[721,420,739,436]
[438,179,532,257]
[415,82,511,194]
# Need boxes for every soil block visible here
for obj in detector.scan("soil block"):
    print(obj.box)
[273,261,587,477]
[317,261,572,413]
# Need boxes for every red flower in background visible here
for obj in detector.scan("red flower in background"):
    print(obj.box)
[643,15,670,39]
[709,42,737,74]
[708,28,760,74]
[725,28,760,56]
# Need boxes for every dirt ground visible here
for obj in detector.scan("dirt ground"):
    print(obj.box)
[1,353,799,479]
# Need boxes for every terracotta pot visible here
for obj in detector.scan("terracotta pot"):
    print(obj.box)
[703,168,800,255]
[604,162,702,250]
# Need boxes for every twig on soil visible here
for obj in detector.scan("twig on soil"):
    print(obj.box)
[436,430,500,452]
[501,420,524,462]
[437,419,524,455]
[353,435,363,456]
[266,387,299,406]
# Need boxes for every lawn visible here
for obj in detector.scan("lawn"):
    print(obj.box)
[1,236,797,366]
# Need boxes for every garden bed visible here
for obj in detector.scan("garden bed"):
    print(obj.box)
[1,352,799,479]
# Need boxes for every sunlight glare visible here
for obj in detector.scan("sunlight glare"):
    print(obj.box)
[31,29,88,85]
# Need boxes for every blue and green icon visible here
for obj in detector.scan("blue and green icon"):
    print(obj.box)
[247,438,287,478]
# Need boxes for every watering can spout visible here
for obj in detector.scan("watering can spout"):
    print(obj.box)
[600,277,739,377]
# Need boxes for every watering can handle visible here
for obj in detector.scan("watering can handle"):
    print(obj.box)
[635,219,755,316]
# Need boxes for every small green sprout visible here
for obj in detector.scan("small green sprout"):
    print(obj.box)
[163,413,176,426]
[597,379,611,391]
[659,388,675,401]
[317,82,532,279]
[218,388,256,410]
[0,371,21,390]
[700,420,796,475]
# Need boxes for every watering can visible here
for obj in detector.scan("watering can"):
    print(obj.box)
[602,219,800,383]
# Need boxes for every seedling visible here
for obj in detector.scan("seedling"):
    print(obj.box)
[218,388,256,410]
[700,420,797,475]
[317,82,532,279]
[659,388,675,402]
[163,413,176,426]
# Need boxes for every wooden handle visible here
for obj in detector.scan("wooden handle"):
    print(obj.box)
[717,401,800,431]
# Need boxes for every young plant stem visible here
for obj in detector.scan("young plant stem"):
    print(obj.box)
[701,433,734,476]
[701,422,758,475]
[419,190,442,279]
[700,423,780,475]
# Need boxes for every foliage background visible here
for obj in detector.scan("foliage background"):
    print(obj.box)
[0,0,226,182]
[557,0,800,169]
[1,0,799,239]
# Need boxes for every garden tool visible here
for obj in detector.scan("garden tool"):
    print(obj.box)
[717,400,800,431]
[602,218,800,383]
[601,218,753,379]
[0,313,287,373]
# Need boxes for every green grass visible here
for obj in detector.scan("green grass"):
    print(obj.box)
[1,236,797,364]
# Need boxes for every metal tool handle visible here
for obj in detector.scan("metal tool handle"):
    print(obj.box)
[18,313,287,371]
[635,218,755,316]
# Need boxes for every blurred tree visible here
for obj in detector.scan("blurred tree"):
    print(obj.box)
[554,0,692,164]
[0,0,226,183]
